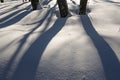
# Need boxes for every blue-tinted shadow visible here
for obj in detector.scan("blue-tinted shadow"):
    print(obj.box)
[80,15,120,80]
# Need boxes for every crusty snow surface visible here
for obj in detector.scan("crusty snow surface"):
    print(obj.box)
[0,0,120,80]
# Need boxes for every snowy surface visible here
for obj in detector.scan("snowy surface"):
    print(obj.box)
[0,0,120,80]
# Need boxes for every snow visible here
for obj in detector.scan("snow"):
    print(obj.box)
[0,0,120,80]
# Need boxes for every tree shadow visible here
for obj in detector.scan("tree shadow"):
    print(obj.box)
[104,0,120,3]
[42,0,52,5]
[1,3,62,80]
[0,5,31,28]
[0,2,29,16]
[70,0,77,5]
[93,0,120,6]
[105,0,120,7]
[80,15,120,80]
[0,5,9,10]
[10,16,67,80]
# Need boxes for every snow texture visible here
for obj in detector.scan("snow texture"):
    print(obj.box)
[0,0,120,80]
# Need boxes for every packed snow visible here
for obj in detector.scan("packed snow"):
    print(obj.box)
[0,0,120,80]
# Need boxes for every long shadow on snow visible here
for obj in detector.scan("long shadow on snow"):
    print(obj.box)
[103,0,120,3]
[104,0,120,7]
[1,4,58,80]
[0,5,9,10]
[0,4,29,22]
[80,15,120,80]
[11,17,67,80]
[42,0,52,5]
[70,0,77,5]
[0,2,29,16]
[0,5,31,28]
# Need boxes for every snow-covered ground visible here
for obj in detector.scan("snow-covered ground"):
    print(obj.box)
[0,0,120,80]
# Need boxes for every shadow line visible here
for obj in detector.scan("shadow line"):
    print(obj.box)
[80,15,120,80]
[0,4,58,80]
[0,5,9,10]
[11,18,67,80]
[0,5,31,28]
[42,0,52,5]
[0,2,29,16]
[70,0,77,5]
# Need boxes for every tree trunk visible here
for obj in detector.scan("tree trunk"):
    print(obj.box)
[0,0,4,3]
[31,0,39,10]
[79,0,88,15]
[57,0,68,18]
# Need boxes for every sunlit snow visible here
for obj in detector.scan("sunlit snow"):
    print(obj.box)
[0,0,120,80]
